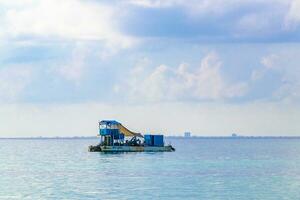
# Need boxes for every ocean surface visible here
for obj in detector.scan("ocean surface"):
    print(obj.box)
[1,138,300,200]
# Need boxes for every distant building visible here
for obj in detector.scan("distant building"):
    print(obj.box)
[184,132,191,137]
[232,133,237,137]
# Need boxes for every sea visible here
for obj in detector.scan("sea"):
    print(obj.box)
[1,138,300,200]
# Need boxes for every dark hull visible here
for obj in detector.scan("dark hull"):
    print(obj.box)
[89,145,175,152]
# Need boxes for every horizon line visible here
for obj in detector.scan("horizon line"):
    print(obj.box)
[1,135,300,139]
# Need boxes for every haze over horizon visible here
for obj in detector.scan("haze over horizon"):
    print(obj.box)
[0,0,300,137]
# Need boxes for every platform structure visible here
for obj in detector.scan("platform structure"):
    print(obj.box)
[89,120,175,152]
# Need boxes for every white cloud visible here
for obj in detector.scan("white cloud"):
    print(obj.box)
[0,0,37,7]
[53,44,89,83]
[261,54,280,69]
[0,0,137,49]
[252,52,300,101]
[285,0,300,29]
[118,52,248,102]
[0,0,295,45]
[235,13,280,38]
[127,0,294,41]
[251,54,279,81]
[128,0,183,8]
[0,65,33,101]
[128,0,290,15]
[251,68,265,81]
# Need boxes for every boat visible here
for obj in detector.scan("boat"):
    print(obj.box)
[89,120,175,152]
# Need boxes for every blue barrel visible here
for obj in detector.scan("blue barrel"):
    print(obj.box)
[153,135,164,147]
[144,135,164,146]
[144,135,153,146]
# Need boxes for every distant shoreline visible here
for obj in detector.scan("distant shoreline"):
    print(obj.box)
[167,136,300,139]
[1,136,300,139]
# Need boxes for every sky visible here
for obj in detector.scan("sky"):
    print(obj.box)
[0,0,300,137]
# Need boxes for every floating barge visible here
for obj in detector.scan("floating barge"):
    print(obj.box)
[89,120,175,152]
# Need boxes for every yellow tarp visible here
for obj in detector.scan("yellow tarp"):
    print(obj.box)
[118,124,143,138]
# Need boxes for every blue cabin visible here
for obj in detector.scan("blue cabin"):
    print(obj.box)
[98,120,124,146]
[99,120,120,136]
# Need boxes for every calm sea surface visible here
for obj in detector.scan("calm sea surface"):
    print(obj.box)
[1,138,300,199]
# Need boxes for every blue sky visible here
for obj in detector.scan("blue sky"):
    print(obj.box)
[0,0,300,136]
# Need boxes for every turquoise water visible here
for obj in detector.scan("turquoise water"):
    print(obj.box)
[1,138,300,199]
